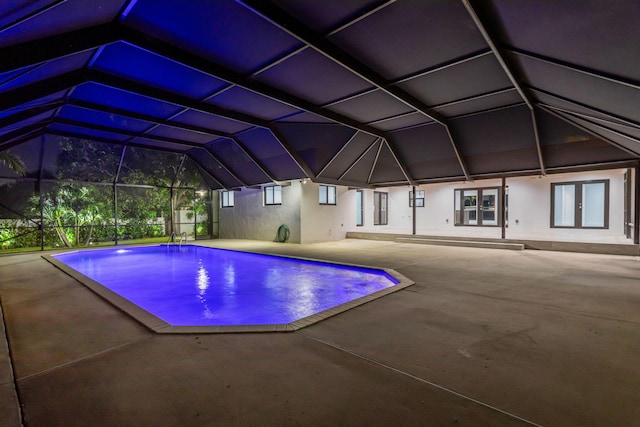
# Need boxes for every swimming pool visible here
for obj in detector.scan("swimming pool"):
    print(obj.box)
[47,245,413,333]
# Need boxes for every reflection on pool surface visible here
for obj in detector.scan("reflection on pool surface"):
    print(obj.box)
[51,245,411,331]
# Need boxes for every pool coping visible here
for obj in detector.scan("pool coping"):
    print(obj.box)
[42,245,414,334]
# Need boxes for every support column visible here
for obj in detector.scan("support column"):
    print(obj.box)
[501,176,507,240]
[635,162,639,245]
[412,185,416,235]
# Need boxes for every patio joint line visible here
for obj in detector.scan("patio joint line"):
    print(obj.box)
[0,296,25,427]
[302,334,546,427]
[17,335,153,382]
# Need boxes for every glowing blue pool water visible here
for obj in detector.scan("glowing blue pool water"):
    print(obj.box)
[52,245,400,327]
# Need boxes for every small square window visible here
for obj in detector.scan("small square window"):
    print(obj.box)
[264,185,282,205]
[319,185,337,205]
[220,190,234,207]
[409,190,425,207]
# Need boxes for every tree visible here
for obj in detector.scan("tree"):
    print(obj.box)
[0,150,25,175]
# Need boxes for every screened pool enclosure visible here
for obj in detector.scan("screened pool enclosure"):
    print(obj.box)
[0,134,215,251]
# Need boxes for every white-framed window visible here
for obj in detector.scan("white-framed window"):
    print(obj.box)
[454,187,500,226]
[220,190,234,207]
[319,185,337,205]
[373,191,388,225]
[264,185,282,205]
[409,190,425,207]
[551,180,609,228]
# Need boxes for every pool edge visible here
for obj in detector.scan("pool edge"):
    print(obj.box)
[42,246,414,334]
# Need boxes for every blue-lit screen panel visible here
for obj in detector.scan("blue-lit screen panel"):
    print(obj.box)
[90,42,229,99]
[236,128,304,181]
[123,0,302,74]
[70,83,184,118]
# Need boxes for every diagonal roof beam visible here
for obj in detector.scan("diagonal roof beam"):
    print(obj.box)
[88,69,311,180]
[0,23,119,73]
[119,26,386,139]
[61,101,276,184]
[538,105,640,158]
[0,69,86,111]
[339,138,380,181]
[267,125,315,179]
[317,130,359,177]
[383,138,416,185]
[235,0,467,182]
[461,0,546,176]
[0,101,65,129]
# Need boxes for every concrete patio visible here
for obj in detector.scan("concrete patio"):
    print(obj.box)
[1,239,639,426]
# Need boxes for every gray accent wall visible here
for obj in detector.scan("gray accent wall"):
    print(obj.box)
[219,183,302,243]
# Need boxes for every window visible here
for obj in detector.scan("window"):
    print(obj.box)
[319,185,336,205]
[220,190,234,207]
[454,187,500,226]
[373,191,388,225]
[264,185,282,205]
[551,180,609,228]
[356,190,363,226]
[409,190,425,207]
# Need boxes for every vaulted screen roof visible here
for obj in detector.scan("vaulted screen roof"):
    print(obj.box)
[1,0,639,189]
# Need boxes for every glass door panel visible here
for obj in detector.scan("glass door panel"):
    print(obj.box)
[481,189,498,225]
[582,182,605,227]
[463,190,477,225]
[554,184,575,227]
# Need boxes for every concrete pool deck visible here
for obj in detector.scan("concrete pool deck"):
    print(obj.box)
[1,239,639,426]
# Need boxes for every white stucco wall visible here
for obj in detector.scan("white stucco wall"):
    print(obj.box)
[345,169,631,243]
[506,169,627,242]
[218,183,302,243]
[218,168,632,245]
[299,182,350,243]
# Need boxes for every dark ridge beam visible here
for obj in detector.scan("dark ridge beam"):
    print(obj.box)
[538,105,640,158]
[367,139,384,184]
[0,69,86,111]
[88,69,271,128]
[0,125,46,148]
[544,104,640,136]
[267,125,315,179]
[119,26,386,139]
[44,128,192,156]
[225,137,278,184]
[185,152,227,190]
[237,0,467,182]
[0,0,67,33]
[317,130,359,177]
[0,23,119,73]
[201,146,248,187]
[0,120,51,144]
[0,129,45,151]
[383,138,416,186]
[506,47,640,91]
[430,87,516,110]
[0,101,65,128]
[541,104,640,152]
[461,0,545,175]
[528,86,640,129]
[339,138,380,181]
